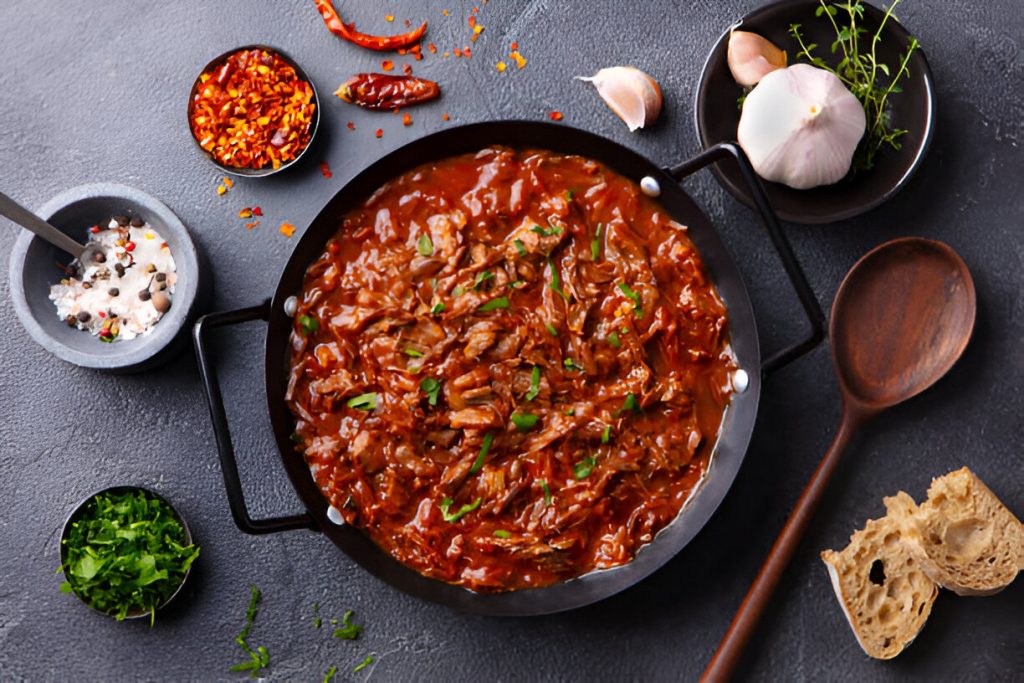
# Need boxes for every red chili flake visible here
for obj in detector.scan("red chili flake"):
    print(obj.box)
[414,52,423,61]
[510,50,527,69]
[239,208,253,219]
[252,206,263,216]
[454,48,463,57]
[403,63,413,76]
[245,221,260,230]
[280,222,296,238]
[385,14,394,22]
[510,41,518,50]
[327,241,341,255]
[464,47,472,58]
[397,48,408,56]
[375,128,384,138]
[90,225,101,234]
[217,184,227,196]
[222,176,234,189]
[405,19,411,28]
[347,121,356,130]
[402,113,412,126]
[428,43,437,54]
[410,44,421,55]
[443,9,450,16]
[472,6,479,14]
[320,161,333,178]
[382,60,395,72]
[549,111,564,122]
[442,113,450,121]
[125,241,136,252]
[98,311,106,319]
[468,15,476,27]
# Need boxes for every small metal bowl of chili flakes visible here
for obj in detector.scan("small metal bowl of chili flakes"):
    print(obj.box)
[187,45,320,177]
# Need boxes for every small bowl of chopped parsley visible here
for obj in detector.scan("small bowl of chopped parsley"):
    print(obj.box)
[59,486,200,624]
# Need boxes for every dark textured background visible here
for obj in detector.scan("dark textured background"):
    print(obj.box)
[1,1,1021,681]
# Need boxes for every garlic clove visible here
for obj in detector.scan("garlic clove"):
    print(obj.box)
[727,30,787,87]
[738,64,866,190]
[577,66,662,132]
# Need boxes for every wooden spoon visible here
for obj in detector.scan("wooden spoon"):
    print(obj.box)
[703,237,976,682]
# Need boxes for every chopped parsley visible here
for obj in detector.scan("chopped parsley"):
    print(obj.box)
[591,223,603,261]
[417,233,433,256]
[472,270,495,290]
[613,392,641,417]
[511,412,539,432]
[58,489,200,625]
[545,322,559,337]
[525,365,541,401]
[332,610,363,640]
[430,301,445,315]
[469,432,494,474]
[618,283,643,317]
[608,331,622,349]
[540,480,552,506]
[353,655,374,673]
[531,223,563,237]
[403,348,424,358]
[298,314,319,336]
[513,238,527,256]
[323,665,337,683]
[601,425,612,444]
[419,377,441,406]
[565,189,575,201]
[478,296,510,311]
[346,393,378,411]
[313,602,321,629]
[229,586,270,678]
[574,456,597,480]
[493,529,512,539]
[563,358,579,371]
[452,285,465,297]
[548,258,570,301]
[440,496,482,522]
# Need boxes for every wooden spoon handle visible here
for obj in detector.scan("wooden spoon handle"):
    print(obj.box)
[701,407,867,682]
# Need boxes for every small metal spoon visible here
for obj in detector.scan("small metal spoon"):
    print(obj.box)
[703,237,976,681]
[0,190,90,259]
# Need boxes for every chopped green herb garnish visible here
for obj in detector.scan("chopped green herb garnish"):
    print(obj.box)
[403,348,424,358]
[298,314,319,336]
[510,280,524,288]
[548,258,570,301]
[420,377,442,406]
[525,365,541,401]
[618,283,643,317]
[563,358,579,371]
[511,412,539,432]
[613,392,641,417]
[431,301,445,315]
[601,425,612,444]
[591,223,603,261]
[608,331,622,348]
[58,489,200,626]
[493,529,512,539]
[346,393,378,411]
[332,610,363,640]
[452,285,465,297]
[531,223,563,237]
[514,238,527,256]
[440,496,483,522]
[229,586,270,678]
[353,655,374,673]
[289,431,303,444]
[478,296,510,311]
[313,602,322,629]
[417,233,433,256]
[574,456,597,480]
[565,189,575,201]
[564,408,575,416]
[472,270,495,290]
[540,480,552,506]
[469,432,494,474]
[323,665,337,683]
[544,322,559,337]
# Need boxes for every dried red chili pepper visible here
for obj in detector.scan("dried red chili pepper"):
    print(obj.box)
[335,73,440,110]
[313,0,426,52]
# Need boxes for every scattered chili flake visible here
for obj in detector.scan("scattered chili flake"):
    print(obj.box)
[405,19,411,28]
[473,25,484,37]
[403,63,413,76]
[472,6,479,14]
[510,50,527,69]
[320,161,332,178]
[245,221,260,230]
[442,113,450,121]
[222,176,234,188]
[252,206,263,216]
[510,41,518,50]
[239,208,253,219]
[549,111,564,122]
[327,241,341,255]
[443,51,450,58]
[190,48,315,171]
[90,225,101,234]
[124,241,136,252]
[375,128,383,138]
[464,46,472,58]
[347,121,356,130]
[468,16,476,27]
[428,43,437,53]
[402,113,412,126]
[382,60,395,71]
[454,48,463,57]
[496,61,507,72]
[217,185,227,196]
[385,14,394,22]
[280,222,296,238]
[443,9,450,16]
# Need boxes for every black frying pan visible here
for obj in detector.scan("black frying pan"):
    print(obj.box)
[193,121,823,616]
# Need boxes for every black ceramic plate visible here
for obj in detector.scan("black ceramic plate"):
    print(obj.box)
[695,0,935,224]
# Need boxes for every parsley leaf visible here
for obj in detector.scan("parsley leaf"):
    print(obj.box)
[601,425,612,444]
[417,233,433,256]
[540,480,552,506]
[420,377,441,406]
[298,314,319,336]
[525,365,541,401]
[440,496,482,522]
[618,283,643,317]
[229,586,270,678]
[548,258,570,301]
[332,610,363,640]
[591,223,603,261]
[574,456,597,480]
[472,270,495,290]
[323,665,337,683]
[478,296,510,311]
[403,348,424,358]
[346,393,378,411]
[469,433,493,474]
[510,413,539,432]
[545,322,558,337]
[613,392,641,417]
[353,655,374,673]
[531,223,563,237]
[513,238,527,256]
[493,530,512,539]
[431,301,445,315]
[608,331,622,348]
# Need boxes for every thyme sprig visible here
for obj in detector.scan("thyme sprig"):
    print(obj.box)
[789,0,919,172]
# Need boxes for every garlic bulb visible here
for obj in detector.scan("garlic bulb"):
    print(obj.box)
[738,64,866,190]
[727,30,787,87]
[577,66,662,131]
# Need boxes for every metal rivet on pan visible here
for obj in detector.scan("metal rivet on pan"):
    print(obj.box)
[284,295,298,317]
[326,505,344,526]
[640,176,661,197]
[733,369,749,393]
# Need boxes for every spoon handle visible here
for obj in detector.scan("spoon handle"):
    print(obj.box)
[701,407,867,682]
[0,191,85,259]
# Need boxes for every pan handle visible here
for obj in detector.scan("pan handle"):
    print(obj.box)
[193,301,318,535]
[667,142,825,375]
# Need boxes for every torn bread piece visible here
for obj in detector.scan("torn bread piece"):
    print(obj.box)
[885,467,1024,596]
[821,514,938,659]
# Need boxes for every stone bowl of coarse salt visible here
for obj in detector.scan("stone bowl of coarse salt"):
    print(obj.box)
[7,183,204,372]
